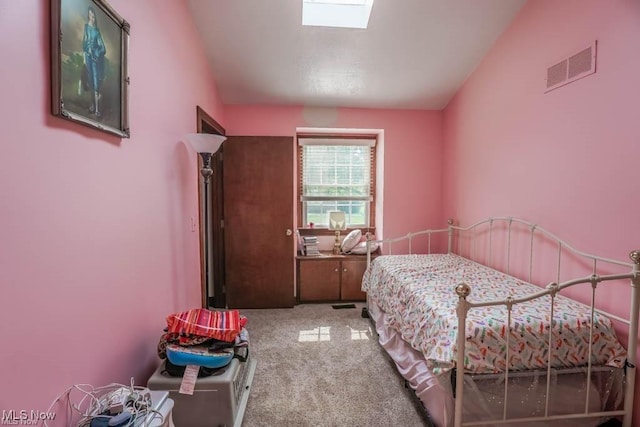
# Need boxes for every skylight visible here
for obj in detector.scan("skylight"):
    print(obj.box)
[302,0,374,29]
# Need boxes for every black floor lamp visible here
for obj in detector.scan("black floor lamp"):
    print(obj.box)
[183,133,226,308]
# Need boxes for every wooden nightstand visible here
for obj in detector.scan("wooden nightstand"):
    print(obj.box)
[296,251,376,303]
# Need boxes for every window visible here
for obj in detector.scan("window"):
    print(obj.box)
[298,136,376,229]
[302,0,375,29]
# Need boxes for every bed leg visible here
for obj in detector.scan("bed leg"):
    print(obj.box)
[455,283,471,427]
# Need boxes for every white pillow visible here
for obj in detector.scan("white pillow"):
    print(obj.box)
[340,229,362,253]
[349,241,379,255]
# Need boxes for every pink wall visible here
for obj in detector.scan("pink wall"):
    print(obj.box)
[0,1,224,421]
[442,0,640,421]
[224,105,444,245]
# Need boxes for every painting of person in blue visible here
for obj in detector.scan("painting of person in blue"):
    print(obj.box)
[82,5,106,118]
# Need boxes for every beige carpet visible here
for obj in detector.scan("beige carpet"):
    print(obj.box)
[240,303,428,427]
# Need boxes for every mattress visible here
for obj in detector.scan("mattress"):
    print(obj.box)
[362,254,626,375]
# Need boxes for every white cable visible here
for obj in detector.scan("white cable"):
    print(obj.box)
[44,384,101,427]
[44,379,155,427]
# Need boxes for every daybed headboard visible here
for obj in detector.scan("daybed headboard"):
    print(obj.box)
[367,217,635,284]
[449,217,636,283]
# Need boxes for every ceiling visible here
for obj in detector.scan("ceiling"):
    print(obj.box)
[187,0,527,110]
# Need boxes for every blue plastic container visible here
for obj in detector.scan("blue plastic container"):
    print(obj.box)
[166,344,234,369]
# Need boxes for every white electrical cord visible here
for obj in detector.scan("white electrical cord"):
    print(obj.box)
[44,378,164,427]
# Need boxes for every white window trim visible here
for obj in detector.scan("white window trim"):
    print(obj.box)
[298,137,376,147]
[296,127,384,238]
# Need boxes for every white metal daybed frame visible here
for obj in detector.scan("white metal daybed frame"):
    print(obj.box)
[365,217,640,427]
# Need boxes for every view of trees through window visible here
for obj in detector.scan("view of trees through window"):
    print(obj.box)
[301,145,371,227]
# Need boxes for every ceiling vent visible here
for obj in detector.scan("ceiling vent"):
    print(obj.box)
[545,41,597,93]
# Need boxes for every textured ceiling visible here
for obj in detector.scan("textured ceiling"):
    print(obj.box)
[188,0,527,110]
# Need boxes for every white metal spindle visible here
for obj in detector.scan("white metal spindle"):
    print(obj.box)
[489,219,494,267]
[529,225,536,283]
[507,218,513,275]
[545,285,558,418]
[472,227,476,261]
[585,277,597,414]
[503,298,513,421]
[557,243,562,284]
[448,219,454,254]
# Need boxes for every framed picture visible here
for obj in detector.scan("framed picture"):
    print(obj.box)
[51,0,130,138]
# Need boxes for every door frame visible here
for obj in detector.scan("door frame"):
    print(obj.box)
[196,106,226,308]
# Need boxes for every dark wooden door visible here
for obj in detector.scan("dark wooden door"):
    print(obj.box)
[223,136,295,308]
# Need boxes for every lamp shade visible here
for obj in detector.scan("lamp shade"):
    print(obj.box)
[182,133,227,154]
[328,211,346,230]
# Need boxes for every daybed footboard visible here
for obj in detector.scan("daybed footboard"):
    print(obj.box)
[367,299,626,427]
[454,254,639,426]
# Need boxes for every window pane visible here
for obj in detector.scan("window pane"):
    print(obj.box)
[301,144,372,228]
[302,146,370,196]
[303,200,368,227]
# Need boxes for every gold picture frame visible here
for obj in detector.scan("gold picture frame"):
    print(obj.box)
[51,0,130,138]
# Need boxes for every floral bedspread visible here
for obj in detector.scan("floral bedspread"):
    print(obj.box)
[362,254,626,374]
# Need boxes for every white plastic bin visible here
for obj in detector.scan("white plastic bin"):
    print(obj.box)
[147,355,256,427]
